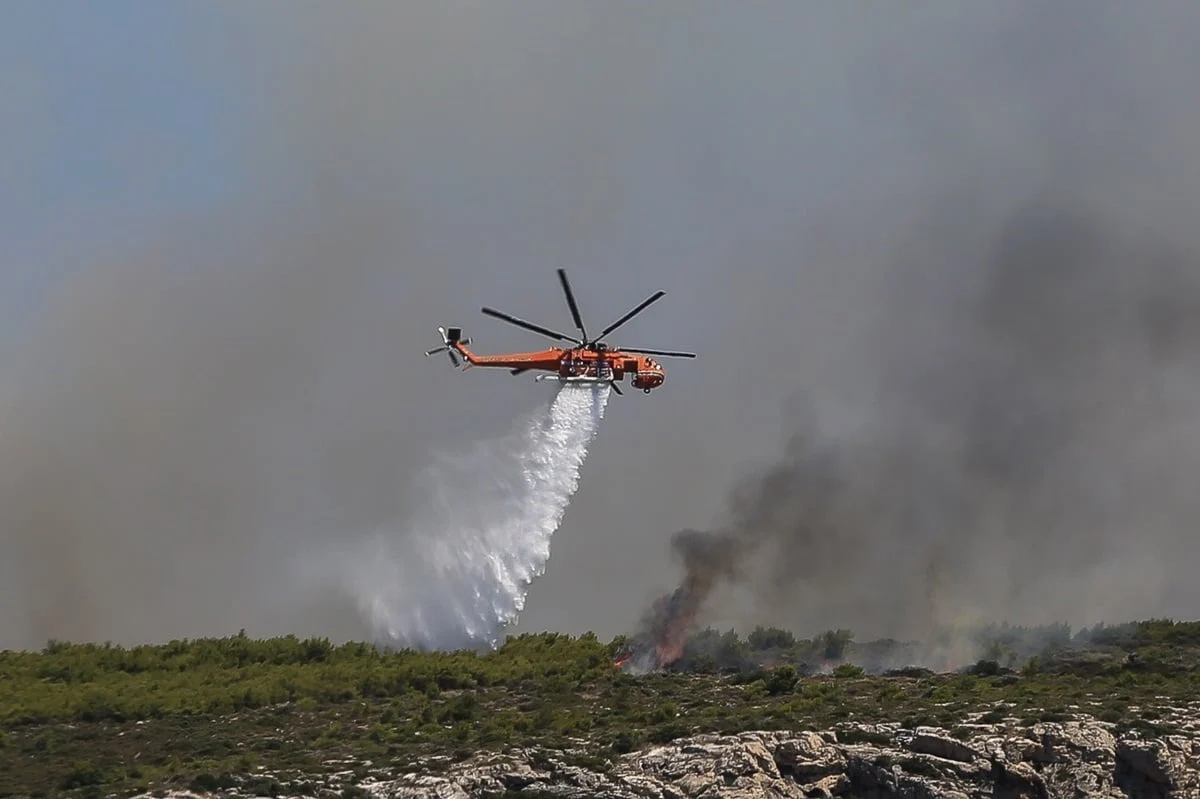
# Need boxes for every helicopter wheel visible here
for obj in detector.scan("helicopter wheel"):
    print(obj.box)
[644,388,651,394]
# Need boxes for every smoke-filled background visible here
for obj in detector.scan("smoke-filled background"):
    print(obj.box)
[4,2,1200,651]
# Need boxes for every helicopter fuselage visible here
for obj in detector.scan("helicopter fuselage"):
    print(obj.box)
[452,342,666,392]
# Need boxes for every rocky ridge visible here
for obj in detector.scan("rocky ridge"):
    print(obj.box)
[362,714,1200,799]
[146,708,1200,799]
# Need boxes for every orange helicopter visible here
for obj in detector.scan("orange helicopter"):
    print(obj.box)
[425,268,695,394]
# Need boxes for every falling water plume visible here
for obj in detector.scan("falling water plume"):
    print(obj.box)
[333,383,610,651]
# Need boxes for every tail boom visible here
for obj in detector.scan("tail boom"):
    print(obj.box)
[426,326,560,371]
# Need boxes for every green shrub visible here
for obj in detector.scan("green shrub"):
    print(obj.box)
[967,659,1002,677]
[833,663,865,679]
[765,665,799,695]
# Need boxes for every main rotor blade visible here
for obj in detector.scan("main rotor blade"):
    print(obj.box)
[619,346,696,358]
[610,381,623,395]
[481,306,580,344]
[593,290,665,343]
[557,268,588,343]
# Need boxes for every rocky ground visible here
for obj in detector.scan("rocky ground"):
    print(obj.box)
[132,707,1200,799]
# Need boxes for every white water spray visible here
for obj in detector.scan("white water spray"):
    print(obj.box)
[335,383,610,651]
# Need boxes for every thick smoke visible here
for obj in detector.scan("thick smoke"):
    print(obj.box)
[510,3,1200,639]
[631,201,1200,666]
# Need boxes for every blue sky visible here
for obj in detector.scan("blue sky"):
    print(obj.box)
[2,2,248,331]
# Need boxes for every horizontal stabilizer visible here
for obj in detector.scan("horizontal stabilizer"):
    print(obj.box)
[426,326,469,367]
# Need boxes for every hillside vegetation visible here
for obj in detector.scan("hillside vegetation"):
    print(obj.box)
[1,619,1198,797]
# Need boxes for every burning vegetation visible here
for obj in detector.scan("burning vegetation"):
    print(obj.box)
[615,530,740,673]
[615,623,859,677]
[613,203,1200,673]
[614,619,1160,679]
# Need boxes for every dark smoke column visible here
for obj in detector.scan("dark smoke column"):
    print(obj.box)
[620,529,740,672]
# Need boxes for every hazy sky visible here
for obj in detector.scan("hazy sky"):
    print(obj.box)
[4,2,1200,650]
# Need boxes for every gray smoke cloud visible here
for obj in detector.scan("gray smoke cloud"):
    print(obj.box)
[5,3,1200,650]
[644,200,1200,654]
[596,4,1200,645]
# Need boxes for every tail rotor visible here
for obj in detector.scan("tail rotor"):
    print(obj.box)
[425,326,469,367]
